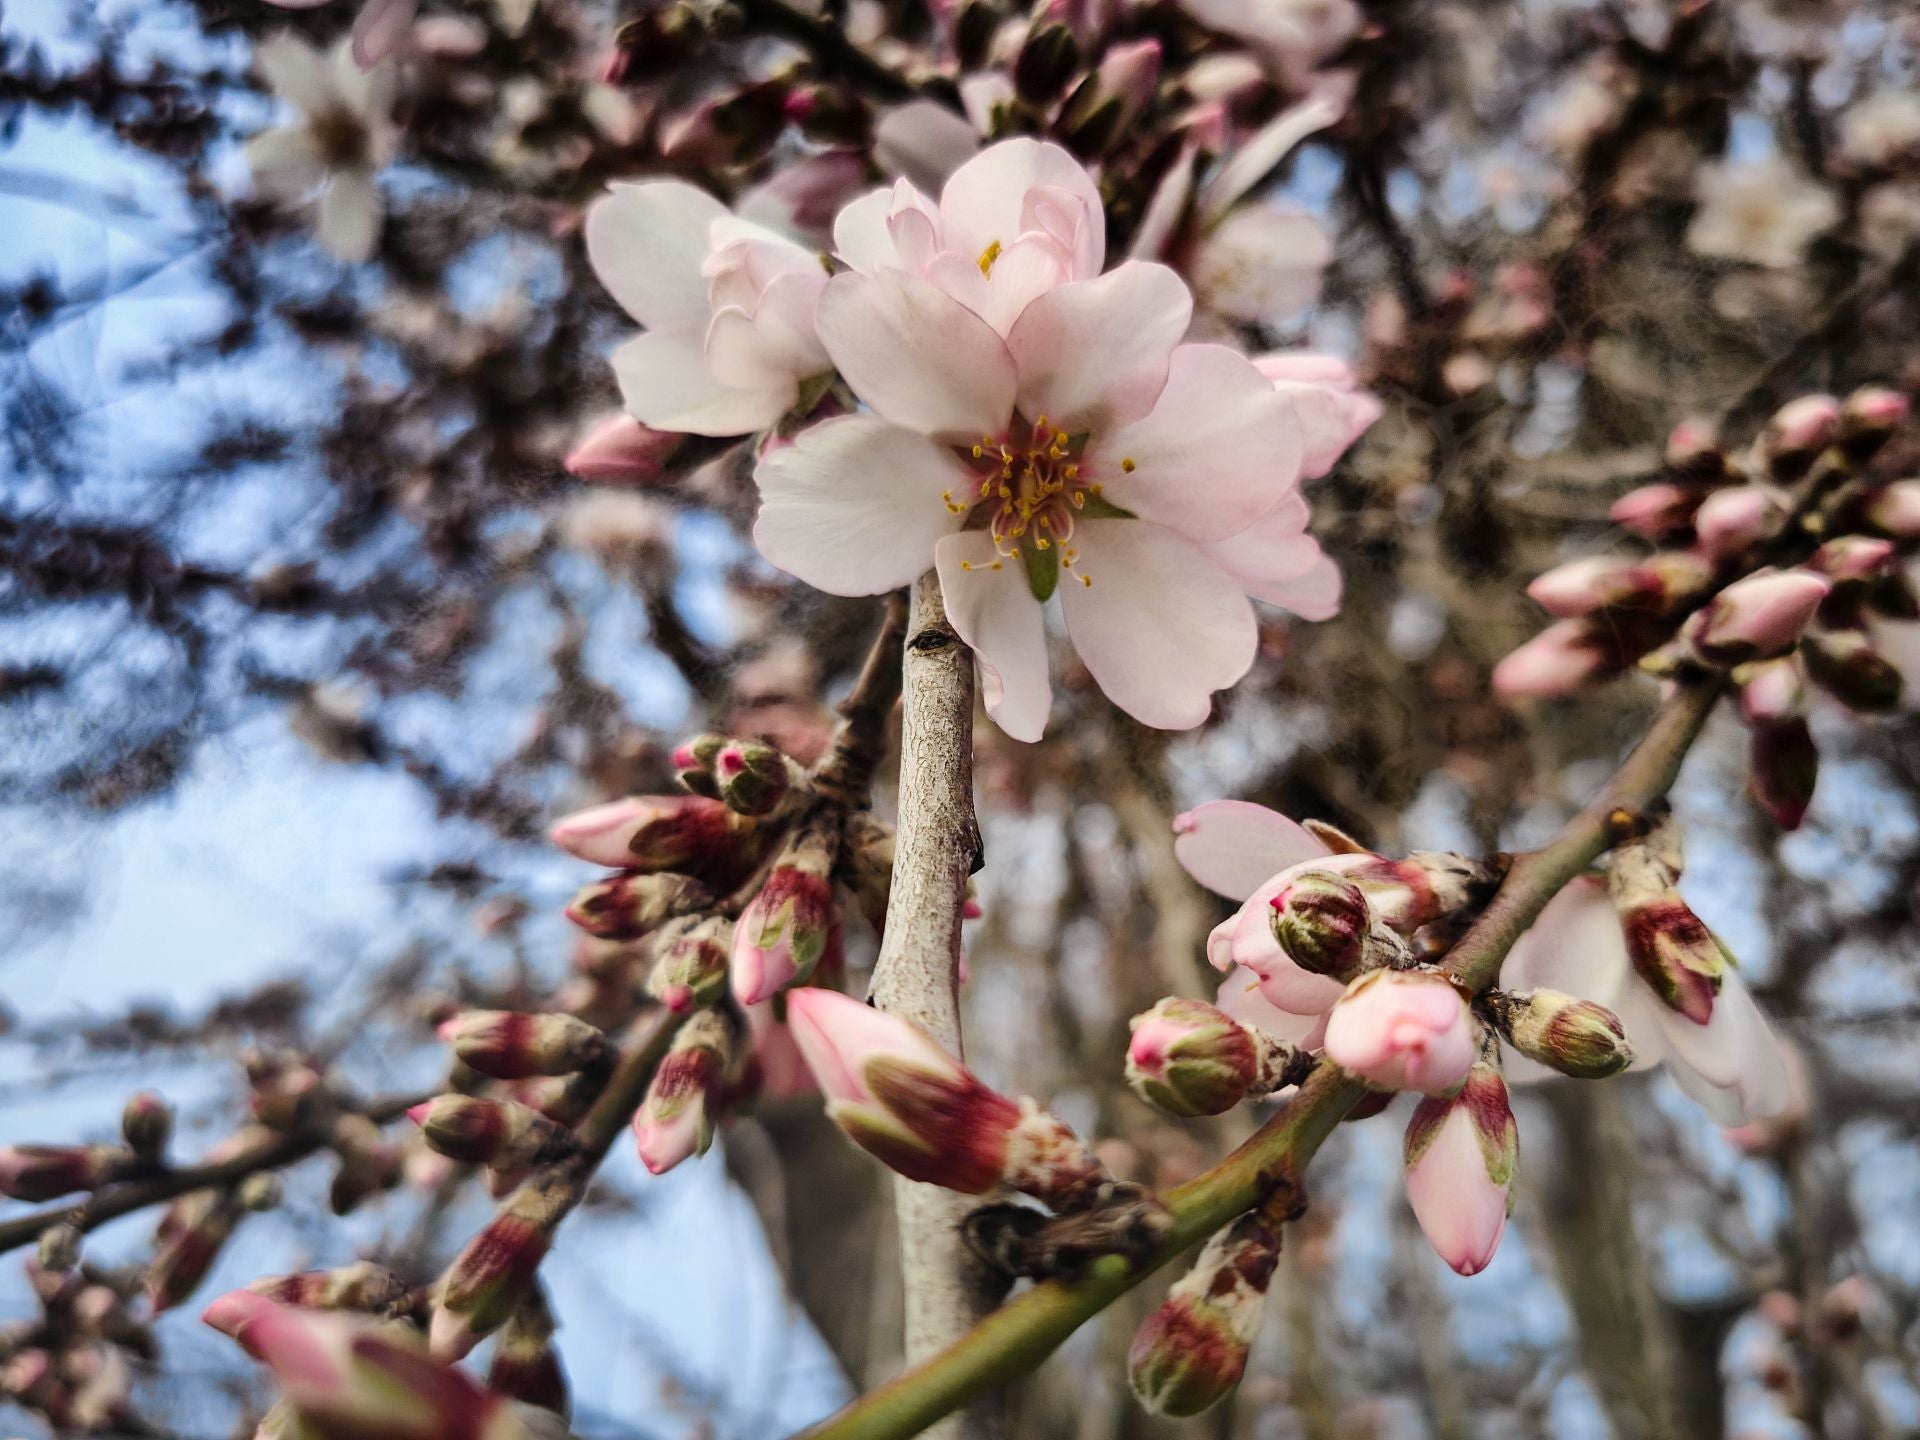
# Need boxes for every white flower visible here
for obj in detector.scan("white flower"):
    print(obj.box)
[247,35,397,263]
[1840,90,1920,170]
[1192,205,1333,328]
[1174,0,1360,84]
[1686,156,1838,269]
[584,183,833,437]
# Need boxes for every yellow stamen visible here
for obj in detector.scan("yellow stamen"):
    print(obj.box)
[1120,458,1136,473]
[977,240,1002,276]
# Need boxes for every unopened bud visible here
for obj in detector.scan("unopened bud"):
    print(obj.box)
[731,822,838,1005]
[1492,619,1613,699]
[1128,1213,1278,1416]
[1015,22,1080,103]
[633,1010,731,1175]
[1612,885,1725,1024]
[1808,535,1895,583]
[1526,556,1662,618]
[229,1261,409,1323]
[1863,478,1920,539]
[1750,716,1819,831]
[1841,386,1909,453]
[565,870,713,941]
[1665,417,1726,476]
[1739,655,1808,723]
[1404,1058,1516,1276]
[0,1144,123,1201]
[1803,628,1904,711]
[713,740,794,816]
[1323,969,1477,1095]
[564,413,682,485]
[1681,568,1831,667]
[488,1292,569,1415]
[549,793,748,883]
[647,915,733,1014]
[954,0,1000,69]
[120,1092,173,1162]
[441,1011,609,1080]
[1611,481,1700,537]
[1125,998,1302,1116]
[1764,394,1843,470]
[1268,871,1371,978]
[148,1192,243,1312]
[1059,37,1161,156]
[431,1171,568,1358]
[1693,485,1781,559]
[671,734,728,796]
[409,1095,573,1170]
[1494,989,1633,1078]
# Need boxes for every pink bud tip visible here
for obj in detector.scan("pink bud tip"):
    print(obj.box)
[671,744,699,769]
[436,1018,460,1042]
[564,413,682,485]
[717,748,746,776]
[1769,394,1843,453]
[660,983,694,1014]
[407,1104,432,1126]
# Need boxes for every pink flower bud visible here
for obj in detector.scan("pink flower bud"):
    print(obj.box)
[548,794,743,875]
[1128,1214,1278,1416]
[1864,479,1920,539]
[1268,870,1372,977]
[1611,482,1701,537]
[563,413,683,485]
[1496,989,1633,1078]
[409,1096,571,1170]
[1491,620,1611,699]
[228,1262,409,1322]
[1665,418,1724,473]
[1750,716,1819,831]
[1126,998,1298,1117]
[431,1183,561,1359]
[440,1011,608,1080]
[632,1012,730,1175]
[147,1191,242,1312]
[1059,37,1162,156]
[1842,385,1910,439]
[1766,394,1843,457]
[1808,534,1896,583]
[120,1092,172,1162]
[564,871,711,941]
[1322,969,1476,1095]
[730,826,838,1005]
[0,1145,121,1202]
[1693,486,1780,559]
[1526,556,1662,618]
[713,740,794,817]
[647,915,732,1013]
[785,988,1104,1206]
[1683,569,1831,667]
[1739,656,1808,723]
[1403,1060,1516,1276]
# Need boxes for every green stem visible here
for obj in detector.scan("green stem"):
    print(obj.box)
[794,677,1725,1440]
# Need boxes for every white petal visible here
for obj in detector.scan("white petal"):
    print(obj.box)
[704,269,829,391]
[1497,876,1632,1006]
[315,171,382,262]
[936,531,1052,742]
[1172,799,1330,901]
[1651,973,1790,1120]
[585,181,729,332]
[1094,344,1304,543]
[924,233,1072,338]
[1206,498,1342,618]
[1003,263,1191,433]
[245,127,324,198]
[1217,967,1327,1047]
[612,330,790,437]
[254,33,335,113]
[752,417,969,595]
[815,270,1017,443]
[1059,520,1256,731]
[874,100,982,195]
[939,138,1105,279]
[832,186,903,272]
[1405,1101,1509,1276]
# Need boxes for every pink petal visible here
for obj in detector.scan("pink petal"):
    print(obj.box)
[1405,1101,1508,1276]
[1216,966,1328,1048]
[832,181,937,273]
[585,181,729,333]
[350,0,417,67]
[816,270,1017,443]
[874,100,983,194]
[610,330,791,437]
[704,268,830,391]
[1205,497,1343,619]
[925,235,1074,337]
[939,138,1105,282]
[1060,520,1256,732]
[1003,263,1192,433]
[1172,799,1329,901]
[752,417,970,595]
[1094,344,1304,543]
[936,531,1054,742]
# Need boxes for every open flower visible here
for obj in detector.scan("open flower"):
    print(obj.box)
[246,35,397,263]
[585,182,832,436]
[755,154,1308,739]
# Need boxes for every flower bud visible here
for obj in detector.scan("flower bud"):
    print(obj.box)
[786,988,1106,1208]
[121,1092,173,1163]
[488,1292,569,1415]
[223,1262,409,1325]
[1693,485,1780,559]
[440,1011,609,1080]
[1491,620,1612,699]
[37,1221,80,1273]
[731,823,838,1005]
[326,1114,399,1216]
[431,1171,567,1358]
[1739,655,1808,723]
[1128,1213,1278,1416]
[549,793,747,881]
[1751,716,1819,831]
[1863,478,1920,539]
[409,1096,572,1170]
[647,914,732,1014]
[0,1144,123,1202]
[1322,969,1476,1095]
[670,733,728,796]
[713,739,795,817]
[1803,627,1904,711]
[1494,989,1633,1078]
[633,1011,731,1175]
[1665,418,1726,477]
[1268,870,1371,978]
[1809,535,1896,584]
[563,413,682,486]
[1612,890,1725,1024]
[1015,22,1080,103]
[1525,556,1662,618]
[1841,386,1909,453]
[148,1191,243,1313]
[1058,37,1161,157]
[1682,569,1831,667]
[1125,998,1302,1117]
[1403,1059,1516,1276]
[1611,481,1701,537]
[1763,394,1842,468]
[564,871,711,941]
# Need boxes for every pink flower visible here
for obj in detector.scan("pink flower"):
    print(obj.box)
[584,183,831,437]
[1251,353,1383,480]
[1491,620,1611,699]
[1500,877,1790,1123]
[756,145,1308,740]
[1403,1062,1515,1276]
[563,413,683,486]
[1322,969,1476,1095]
[1175,0,1360,85]
[261,0,417,69]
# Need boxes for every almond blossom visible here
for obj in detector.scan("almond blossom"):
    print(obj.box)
[585,182,832,437]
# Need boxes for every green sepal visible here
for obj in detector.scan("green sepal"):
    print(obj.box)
[1023,541,1061,601]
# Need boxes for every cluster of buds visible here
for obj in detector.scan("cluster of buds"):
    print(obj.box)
[1128,1213,1280,1416]
[786,988,1110,1211]
[0,1256,151,1432]
[1124,997,1311,1116]
[0,1092,177,1206]
[1499,387,1916,829]
[673,732,804,818]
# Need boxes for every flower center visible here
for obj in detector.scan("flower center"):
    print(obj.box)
[943,414,1116,598]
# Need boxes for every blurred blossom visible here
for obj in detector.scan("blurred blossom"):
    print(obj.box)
[1175,0,1361,87]
[873,100,984,192]
[1192,206,1333,327]
[555,492,673,570]
[1687,157,1839,269]
[1839,90,1920,170]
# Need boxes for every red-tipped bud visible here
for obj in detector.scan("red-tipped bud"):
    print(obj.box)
[1751,715,1820,830]
[440,1011,609,1080]
[121,1092,173,1162]
[633,1011,731,1175]
[1808,535,1896,583]
[1492,620,1612,699]
[147,1191,242,1313]
[1841,386,1910,452]
[431,1176,565,1358]
[1682,568,1831,667]
[1693,485,1781,559]
[0,1144,123,1202]
[488,1293,569,1415]
[410,1095,573,1170]
[1526,556,1663,618]
[1494,989,1634,1078]
[1665,418,1726,475]
[1404,1058,1516,1276]
[1803,628,1905,711]
[713,739,796,817]
[670,734,728,797]
[1323,969,1476,1095]
[1128,1213,1279,1416]
[564,413,682,485]
[1611,482,1701,538]
[225,1262,409,1326]
[1268,870,1372,978]
[786,988,1107,1208]
[1615,893,1725,1023]
[564,871,712,941]
[549,792,751,881]
[731,824,838,1005]
[647,915,733,1014]
[1126,998,1301,1117]
[1764,394,1843,465]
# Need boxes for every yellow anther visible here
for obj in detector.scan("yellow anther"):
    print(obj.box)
[972,444,984,458]
[1121,457,1136,473]
[1036,537,1051,550]
[1079,573,1092,587]
[978,240,1002,276]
